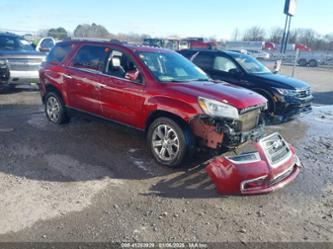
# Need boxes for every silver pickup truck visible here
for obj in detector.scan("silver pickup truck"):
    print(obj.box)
[0,32,46,88]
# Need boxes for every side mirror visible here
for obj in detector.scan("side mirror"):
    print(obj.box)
[229,68,240,75]
[125,69,140,82]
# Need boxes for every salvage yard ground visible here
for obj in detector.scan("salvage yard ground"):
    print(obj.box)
[0,66,332,242]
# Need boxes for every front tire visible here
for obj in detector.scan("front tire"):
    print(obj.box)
[147,117,194,168]
[44,92,69,124]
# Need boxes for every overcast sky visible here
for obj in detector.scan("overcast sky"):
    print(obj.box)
[0,0,332,39]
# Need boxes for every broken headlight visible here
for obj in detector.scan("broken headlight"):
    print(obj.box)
[198,97,239,120]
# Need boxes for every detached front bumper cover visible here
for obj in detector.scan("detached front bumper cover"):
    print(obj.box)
[206,133,301,195]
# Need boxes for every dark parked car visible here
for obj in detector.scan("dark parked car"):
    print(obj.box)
[0,32,45,88]
[0,58,10,87]
[179,49,313,122]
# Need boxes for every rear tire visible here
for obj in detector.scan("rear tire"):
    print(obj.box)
[44,92,69,124]
[147,117,194,168]
[298,58,307,67]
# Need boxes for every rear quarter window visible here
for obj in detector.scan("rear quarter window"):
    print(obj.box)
[47,43,72,63]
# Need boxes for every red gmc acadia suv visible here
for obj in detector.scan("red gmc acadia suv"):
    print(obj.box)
[39,40,268,167]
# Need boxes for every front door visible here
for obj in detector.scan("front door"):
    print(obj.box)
[99,49,146,128]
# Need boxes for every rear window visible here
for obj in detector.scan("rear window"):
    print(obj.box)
[47,43,72,63]
[72,45,109,71]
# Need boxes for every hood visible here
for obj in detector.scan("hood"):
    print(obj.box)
[0,50,45,58]
[167,81,267,110]
[250,73,310,90]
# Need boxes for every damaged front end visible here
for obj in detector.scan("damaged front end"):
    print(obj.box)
[190,105,266,150]
[206,133,302,195]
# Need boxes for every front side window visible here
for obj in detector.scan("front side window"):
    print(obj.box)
[72,45,109,71]
[213,56,238,72]
[231,53,271,74]
[106,50,143,83]
[137,51,209,82]
[0,36,34,51]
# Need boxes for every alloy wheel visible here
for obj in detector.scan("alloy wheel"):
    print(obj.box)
[152,124,180,162]
[46,96,60,123]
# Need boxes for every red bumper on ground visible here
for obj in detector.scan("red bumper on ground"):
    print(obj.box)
[206,133,302,195]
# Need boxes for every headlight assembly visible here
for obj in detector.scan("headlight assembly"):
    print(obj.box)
[0,59,8,66]
[198,97,239,120]
[274,88,297,96]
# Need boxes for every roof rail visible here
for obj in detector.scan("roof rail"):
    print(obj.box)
[67,37,124,44]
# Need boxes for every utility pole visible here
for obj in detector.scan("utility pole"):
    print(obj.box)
[281,0,297,54]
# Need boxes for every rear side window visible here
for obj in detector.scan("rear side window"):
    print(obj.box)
[47,43,72,63]
[72,45,109,71]
[193,52,214,70]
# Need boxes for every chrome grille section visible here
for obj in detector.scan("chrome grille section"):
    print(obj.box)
[270,166,294,186]
[239,108,261,132]
[260,133,292,167]
[7,58,43,71]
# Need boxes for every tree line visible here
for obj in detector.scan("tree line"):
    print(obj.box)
[40,23,333,51]
[234,26,333,51]
[39,23,150,44]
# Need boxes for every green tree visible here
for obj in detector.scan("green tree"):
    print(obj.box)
[73,23,109,38]
[47,27,68,40]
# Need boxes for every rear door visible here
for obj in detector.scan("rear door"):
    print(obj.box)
[65,45,110,115]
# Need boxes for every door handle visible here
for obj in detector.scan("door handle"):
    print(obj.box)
[63,73,72,79]
[95,83,106,89]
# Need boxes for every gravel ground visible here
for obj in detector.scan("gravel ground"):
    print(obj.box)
[0,67,332,243]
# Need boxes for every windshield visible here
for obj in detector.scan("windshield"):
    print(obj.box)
[232,53,271,74]
[0,36,35,51]
[136,51,209,82]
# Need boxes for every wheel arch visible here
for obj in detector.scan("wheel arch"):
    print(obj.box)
[252,88,276,113]
[145,110,189,134]
[43,84,65,104]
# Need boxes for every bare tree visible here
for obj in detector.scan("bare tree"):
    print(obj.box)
[269,27,284,43]
[231,28,240,41]
[243,26,266,41]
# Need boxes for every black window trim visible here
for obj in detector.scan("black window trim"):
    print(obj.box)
[69,45,145,86]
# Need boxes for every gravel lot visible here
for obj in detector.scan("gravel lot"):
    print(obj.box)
[0,66,332,243]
